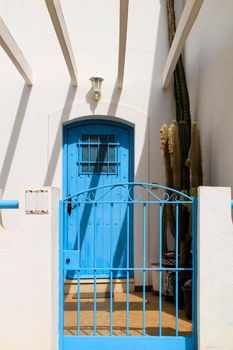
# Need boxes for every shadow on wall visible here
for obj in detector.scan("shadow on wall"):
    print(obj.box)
[42,0,174,279]
[42,0,174,270]
[44,84,77,186]
[85,79,122,116]
[44,78,123,188]
[106,80,122,117]
[0,84,32,195]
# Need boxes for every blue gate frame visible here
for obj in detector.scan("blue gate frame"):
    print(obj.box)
[59,183,197,350]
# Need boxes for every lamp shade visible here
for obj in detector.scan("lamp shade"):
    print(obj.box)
[89,76,104,101]
[90,77,103,91]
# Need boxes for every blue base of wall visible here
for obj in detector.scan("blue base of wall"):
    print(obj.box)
[62,335,195,350]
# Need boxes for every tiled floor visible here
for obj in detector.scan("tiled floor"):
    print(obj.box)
[64,291,192,336]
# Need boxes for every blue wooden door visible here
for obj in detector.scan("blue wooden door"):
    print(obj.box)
[64,120,134,278]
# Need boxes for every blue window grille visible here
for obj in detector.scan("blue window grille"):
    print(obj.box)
[77,134,119,175]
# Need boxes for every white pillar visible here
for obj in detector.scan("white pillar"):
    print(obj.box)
[198,186,233,350]
[0,187,60,350]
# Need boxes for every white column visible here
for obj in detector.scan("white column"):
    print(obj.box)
[0,187,60,350]
[198,186,233,350]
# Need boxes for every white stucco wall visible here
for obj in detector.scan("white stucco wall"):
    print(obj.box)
[1,186,233,350]
[0,0,175,266]
[0,187,59,350]
[198,187,233,350]
[184,0,233,188]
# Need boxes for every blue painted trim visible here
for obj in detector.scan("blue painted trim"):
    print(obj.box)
[59,201,64,350]
[142,203,147,336]
[0,200,19,209]
[192,198,198,350]
[175,204,179,336]
[159,203,163,336]
[63,335,194,350]
[62,123,68,200]
[126,203,130,335]
[231,200,233,208]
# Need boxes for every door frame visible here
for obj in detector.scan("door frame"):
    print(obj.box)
[62,118,135,278]
[62,118,135,199]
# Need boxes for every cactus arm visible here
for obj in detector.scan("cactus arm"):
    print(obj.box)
[168,121,181,190]
[160,124,176,239]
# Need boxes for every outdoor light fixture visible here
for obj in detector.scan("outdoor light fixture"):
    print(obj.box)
[90,76,104,102]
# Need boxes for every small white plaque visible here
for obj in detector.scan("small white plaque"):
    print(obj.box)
[25,189,49,214]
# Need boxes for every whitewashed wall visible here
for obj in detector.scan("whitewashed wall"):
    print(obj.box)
[0,0,175,266]
[198,187,233,350]
[0,187,59,350]
[184,0,233,188]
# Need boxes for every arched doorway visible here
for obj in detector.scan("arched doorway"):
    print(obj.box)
[63,119,134,278]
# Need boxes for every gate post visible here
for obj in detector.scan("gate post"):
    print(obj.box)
[0,187,60,350]
[198,186,233,350]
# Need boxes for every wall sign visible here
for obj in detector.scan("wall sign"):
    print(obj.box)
[25,189,49,214]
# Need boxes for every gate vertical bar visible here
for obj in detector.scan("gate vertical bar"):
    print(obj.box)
[77,203,81,336]
[159,203,163,336]
[175,204,179,336]
[88,136,90,174]
[93,203,97,336]
[59,200,64,350]
[77,270,80,335]
[142,203,147,336]
[110,203,113,336]
[192,198,198,347]
[126,203,130,336]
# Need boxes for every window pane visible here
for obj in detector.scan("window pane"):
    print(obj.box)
[99,145,108,161]
[99,164,108,173]
[82,164,88,172]
[109,134,115,143]
[82,134,88,143]
[109,164,116,173]
[99,134,108,143]
[90,145,98,161]
[90,164,99,173]
[82,145,88,161]
[109,146,116,161]
[90,134,98,143]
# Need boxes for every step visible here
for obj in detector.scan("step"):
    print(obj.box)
[64,278,135,294]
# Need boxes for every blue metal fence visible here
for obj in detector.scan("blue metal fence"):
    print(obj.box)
[59,183,197,350]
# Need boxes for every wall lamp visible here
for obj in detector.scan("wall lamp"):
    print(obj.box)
[90,76,104,102]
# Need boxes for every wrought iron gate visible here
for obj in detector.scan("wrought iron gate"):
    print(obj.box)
[59,183,197,350]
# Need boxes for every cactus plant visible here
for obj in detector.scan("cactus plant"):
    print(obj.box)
[168,120,181,190]
[166,0,191,192]
[160,0,198,270]
[160,120,203,268]
[186,122,203,189]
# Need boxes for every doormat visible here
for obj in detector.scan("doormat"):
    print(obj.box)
[72,292,113,299]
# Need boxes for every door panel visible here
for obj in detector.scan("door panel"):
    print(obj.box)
[65,121,134,278]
